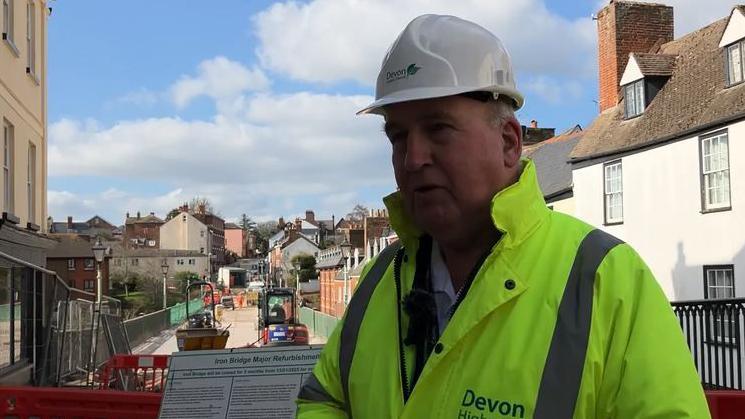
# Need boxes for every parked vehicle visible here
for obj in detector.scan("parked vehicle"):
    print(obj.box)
[221,295,235,310]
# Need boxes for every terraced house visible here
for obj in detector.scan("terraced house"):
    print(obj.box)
[572,2,745,302]
[1,0,58,384]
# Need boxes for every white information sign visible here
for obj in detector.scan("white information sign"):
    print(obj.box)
[158,345,323,419]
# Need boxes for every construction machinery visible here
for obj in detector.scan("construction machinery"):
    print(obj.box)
[257,287,309,346]
[176,281,230,351]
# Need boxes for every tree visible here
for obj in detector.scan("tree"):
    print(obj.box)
[346,204,369,223]
[290,254,317,282]
[240,213,256,231]
[165,208,181,221]
[110,271,142,297]
[173,271,200,293]
[253,221,279,255]
[190,196,214,214]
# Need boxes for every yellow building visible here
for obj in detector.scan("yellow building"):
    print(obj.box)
[1,0,55,385]
[1,0,46,231]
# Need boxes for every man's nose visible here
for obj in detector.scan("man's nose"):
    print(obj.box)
[404,131,433,172]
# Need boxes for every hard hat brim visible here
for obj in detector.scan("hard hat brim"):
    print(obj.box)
[357,86,524,115]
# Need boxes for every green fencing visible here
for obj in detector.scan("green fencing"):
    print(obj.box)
[300,307,340,339]
[169,298,204,326]
[0,304,20,321]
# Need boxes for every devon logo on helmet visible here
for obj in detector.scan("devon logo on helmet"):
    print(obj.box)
[385,63,422,83]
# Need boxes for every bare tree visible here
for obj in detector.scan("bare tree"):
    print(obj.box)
[346,204,369,223]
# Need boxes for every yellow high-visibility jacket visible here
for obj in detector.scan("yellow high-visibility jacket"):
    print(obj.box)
[297,160,709,419]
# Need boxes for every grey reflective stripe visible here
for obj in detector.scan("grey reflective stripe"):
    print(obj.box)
[298,372,341,405]
[534,229,623,419]
[339,240,402,417]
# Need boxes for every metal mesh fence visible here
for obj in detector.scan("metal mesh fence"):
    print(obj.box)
[299,307,339,339]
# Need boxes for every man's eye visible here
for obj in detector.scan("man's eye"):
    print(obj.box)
[429,123,452,132]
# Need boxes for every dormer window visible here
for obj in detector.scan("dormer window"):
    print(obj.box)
[726,41,744,86]
[624,79,645,118]
[719,7,745,86]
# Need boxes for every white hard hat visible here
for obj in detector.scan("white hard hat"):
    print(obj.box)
[358,14,524,115]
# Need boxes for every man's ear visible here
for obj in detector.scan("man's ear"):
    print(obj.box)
[501,116,522,168]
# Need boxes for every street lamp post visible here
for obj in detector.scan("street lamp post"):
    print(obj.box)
[92,238,106,306]
[88,238,106,379]
[258,260,264,285]
[340,240,352,306]
[161,259,169,310]
[292,258,302,311]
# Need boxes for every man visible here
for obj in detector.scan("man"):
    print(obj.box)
[297,14,709,419]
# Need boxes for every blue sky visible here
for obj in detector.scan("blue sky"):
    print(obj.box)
[46,0,735,225]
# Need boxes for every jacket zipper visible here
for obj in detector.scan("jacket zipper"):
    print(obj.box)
[447,247,495,321]
[393,248,411,402]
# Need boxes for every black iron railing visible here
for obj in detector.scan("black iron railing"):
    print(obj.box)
[672,298,745,390]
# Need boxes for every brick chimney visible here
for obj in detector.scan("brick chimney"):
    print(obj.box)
[596,1,673,112]
[305,210,315,223]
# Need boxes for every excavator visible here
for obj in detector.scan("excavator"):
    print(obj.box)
[256,287,309,346]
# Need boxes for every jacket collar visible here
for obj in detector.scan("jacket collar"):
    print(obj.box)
[383,159,549,249]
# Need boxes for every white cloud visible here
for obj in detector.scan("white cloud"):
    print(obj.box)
[48,188,190,224]
[524,76,583,104]
[170,56,270,108]
[49,85,396,223]
[117,88,159,107]
[253,0,596,85]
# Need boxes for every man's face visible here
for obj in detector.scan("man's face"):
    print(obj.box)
[384,95,521,243]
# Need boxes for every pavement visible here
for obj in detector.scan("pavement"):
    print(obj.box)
[134,306,326,355]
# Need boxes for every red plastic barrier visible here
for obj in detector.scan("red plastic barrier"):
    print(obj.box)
[100,354,170,392]
[706,390,745,419]
[0,386,161,419]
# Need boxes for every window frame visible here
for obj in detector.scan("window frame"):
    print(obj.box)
[83,259,94,271]
[67,259,75,271]
[703,265,736,345]
[725,40,745,87]
[2,0,18,56]
[699,129,732,213]
[2,120,13,215]
[26,142,34,224]
[624,79,645,119]
[83,279,94,291]
[603,159,624,225]
[24,0,35,79]
[0,267,35,370]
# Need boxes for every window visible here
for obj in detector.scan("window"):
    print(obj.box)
[67,259,75,270]
[700,131,731,211]
[2,0,14,47]
[83,280,94,291]
[131,258,139,266]
[624,79,645,118]
[3,120,13,214]
[726,41,744,86]
[603,160,623,224]
[0,267,36,368]
[200,230,205,238]
[83,259,94,270]
[704,265,735,343]
[26,143,34,223]
[114,259,121,266]
[188,259,195,265]
[25,0,33,75]
[200,247,205,254]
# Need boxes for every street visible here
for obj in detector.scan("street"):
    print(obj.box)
[144,306,326,355]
